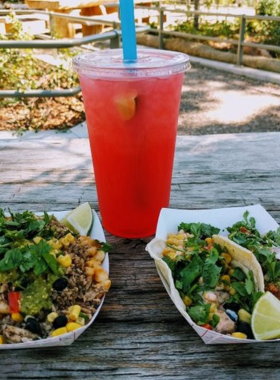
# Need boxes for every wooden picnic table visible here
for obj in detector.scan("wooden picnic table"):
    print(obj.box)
[25,0,159,37]
[0,131,280,379]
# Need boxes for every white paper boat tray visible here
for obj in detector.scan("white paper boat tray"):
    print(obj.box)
[146,204,280,345]
[0,209,109,350]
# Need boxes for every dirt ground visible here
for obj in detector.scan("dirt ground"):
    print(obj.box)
[0,62,280,134]
[178,63,280,135]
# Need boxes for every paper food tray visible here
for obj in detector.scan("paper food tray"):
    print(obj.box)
[0,209,109,350]
[146,204,280,344]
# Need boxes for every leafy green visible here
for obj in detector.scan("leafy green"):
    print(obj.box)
[180,254,203,294]
[178,222,220,239]
[101,242,113,253]
[202,249,221,288]
[0,249,23,272]
[266,227,280,246]
[227,211,280,284]
[162,256,177,274]
[30,240,59,275]
[231,267,246,281]
[210,314,220,328]
[188,303,211,325]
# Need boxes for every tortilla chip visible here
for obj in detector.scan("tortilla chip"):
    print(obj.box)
[212,235,265,292]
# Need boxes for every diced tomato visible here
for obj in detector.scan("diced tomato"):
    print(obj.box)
[201,323,213,330]
[240,226,248,233]
[8,292,20,313]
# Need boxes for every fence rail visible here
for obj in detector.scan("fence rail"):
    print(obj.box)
[0,9,148,98]
[136,5,280,65]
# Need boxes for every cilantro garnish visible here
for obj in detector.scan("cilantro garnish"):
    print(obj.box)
[0,240,59,276]
[188,303,211,325]
[227,211,280,284]
[178,222,220,239]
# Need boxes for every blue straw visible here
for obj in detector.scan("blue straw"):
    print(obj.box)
[119,0,137,62]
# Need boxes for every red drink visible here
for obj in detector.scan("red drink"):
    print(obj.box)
[74,49,190,238]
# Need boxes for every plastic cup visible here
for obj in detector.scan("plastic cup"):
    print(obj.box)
[73,48,190,238]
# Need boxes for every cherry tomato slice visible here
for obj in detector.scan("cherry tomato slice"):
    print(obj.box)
[201,323,213,330]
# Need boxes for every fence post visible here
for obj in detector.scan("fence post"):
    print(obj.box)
[159,9,164,49]
[237,15,246,66]
[110,23,120,49]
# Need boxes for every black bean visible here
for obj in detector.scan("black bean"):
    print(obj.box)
[237,321,254,339]
[25,317,42,335]
[53,277,68,291]
[223,302,240,313]
[53,315,68,329]
[225,309,238,322]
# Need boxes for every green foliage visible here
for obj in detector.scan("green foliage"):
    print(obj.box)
[258,0,280,16]
[173,10,280,59]
[174,19,240,39]
[0,13,79,102]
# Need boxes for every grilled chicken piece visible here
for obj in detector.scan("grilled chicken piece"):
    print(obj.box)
[215,310,235,334]
[3,325,38,343]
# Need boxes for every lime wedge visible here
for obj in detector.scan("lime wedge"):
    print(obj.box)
[251,291,280,340]
[60,202,93,236]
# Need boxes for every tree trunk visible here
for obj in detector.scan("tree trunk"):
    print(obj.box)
[194,0,200,30]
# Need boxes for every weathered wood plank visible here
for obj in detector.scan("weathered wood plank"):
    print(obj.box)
[1,132,280,379]
[0,321,279,380]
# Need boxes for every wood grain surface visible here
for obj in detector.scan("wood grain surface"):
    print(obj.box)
[0,132,280,380]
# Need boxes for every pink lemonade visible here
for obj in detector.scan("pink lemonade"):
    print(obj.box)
[74,49,190,238]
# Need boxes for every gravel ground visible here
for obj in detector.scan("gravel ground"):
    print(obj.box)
[178,63,280,135]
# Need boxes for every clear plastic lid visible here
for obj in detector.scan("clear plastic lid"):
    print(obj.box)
[73,48,190,78]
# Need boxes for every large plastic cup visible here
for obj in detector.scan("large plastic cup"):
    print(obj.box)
[73,48,190,238]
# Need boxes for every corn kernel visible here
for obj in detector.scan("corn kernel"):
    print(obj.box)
[167,233,176,239]
[57,254,72,268]
[221,253,232,264]
[33,236,42,244]
[66,322,81,332]
[94,267,109,283]
[221,275,231,285]
[11,313,23,323]
[51,327,68,337]
[95,250,105,262]
[209,303,216,313]
[227,268,235,277]
[59,233,74,248]
[176,234,185,240]
[205,237,213,245]
[76,317,85,326]
[0,335,5,344]
[229,287,236,296]
[238,309,251,324]
[47,312,59,323]
[66,233,75,243]
[48,239,62,250]
[166,251,177,260]
[232,332,247,339]
[182,295,193,306]
[69,305,81,321]
[166,238,179,245]
[162,248,173,257]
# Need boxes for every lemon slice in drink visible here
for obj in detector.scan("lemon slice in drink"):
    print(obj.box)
[251,291,280,340]
[60,202,93,236]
